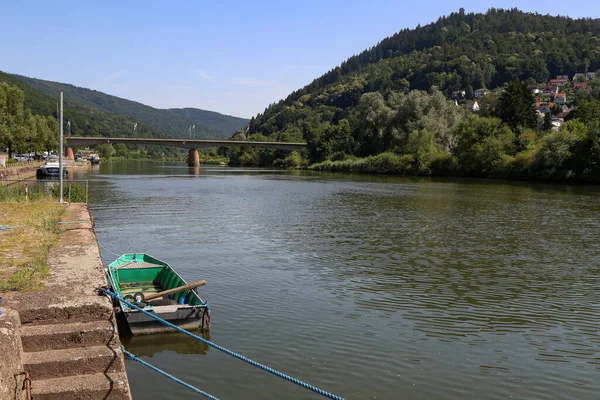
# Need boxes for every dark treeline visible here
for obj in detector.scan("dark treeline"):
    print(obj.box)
[0,78,185,160]
[0,81,58,156]
[221,8,600,182]
[11,74,247,139]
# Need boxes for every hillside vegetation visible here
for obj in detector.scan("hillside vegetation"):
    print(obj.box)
[11,74,248,138]
[223,8,600,182]
[0,76,183,160]
[169,108,249,136]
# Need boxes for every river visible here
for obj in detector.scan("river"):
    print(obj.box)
[76,161,600,400]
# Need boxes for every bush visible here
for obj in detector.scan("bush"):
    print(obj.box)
[309,152,413,174]
[48,182,88,203]
[273,151,307,169]
[530,121,588,180]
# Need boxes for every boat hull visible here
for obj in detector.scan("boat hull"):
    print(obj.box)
[37,167,67,177]
[124,305,210,335]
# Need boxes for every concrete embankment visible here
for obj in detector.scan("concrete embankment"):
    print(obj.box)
[1,204,131,400]
[0,164,39,184]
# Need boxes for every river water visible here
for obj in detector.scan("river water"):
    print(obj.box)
[78,161,600,400]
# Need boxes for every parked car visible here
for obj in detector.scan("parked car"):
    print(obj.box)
[13,154,33,162]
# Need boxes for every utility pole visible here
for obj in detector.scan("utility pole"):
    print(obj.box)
[58,92,64,204]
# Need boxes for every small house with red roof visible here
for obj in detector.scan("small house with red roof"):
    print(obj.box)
[550,78,568,86]
[554,93,567,104]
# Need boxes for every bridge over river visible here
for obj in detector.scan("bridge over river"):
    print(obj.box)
[65,137,307,165]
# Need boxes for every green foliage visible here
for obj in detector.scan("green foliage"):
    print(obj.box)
[496,81,537,131]
[309,152,414,174]
[11,74,248,139]
[530,120,600,181]
[227,9,600,182]
[0,82,58,155]
[405,129,454,175]
[248,9,600,146]
[168,108,249,135]
[453,115,516,175]
[542,113,552,131]
[273,151,306,169]
[48,182,88,203]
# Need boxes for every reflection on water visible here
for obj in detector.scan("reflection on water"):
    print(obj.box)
[88,162,600,400]
[121,332,209,357]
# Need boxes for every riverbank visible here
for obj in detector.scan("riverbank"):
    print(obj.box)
[306,151,600,184]
[0,203,131,400]
[0,163,39,184]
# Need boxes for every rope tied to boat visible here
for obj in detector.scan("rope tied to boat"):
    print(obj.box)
[122,347,219,399]
[100,287,344,400]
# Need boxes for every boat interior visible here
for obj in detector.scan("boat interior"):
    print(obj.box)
[110,254,203,308]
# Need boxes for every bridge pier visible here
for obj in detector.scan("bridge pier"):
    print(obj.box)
[187,149,200,166]
[65,147,75,160]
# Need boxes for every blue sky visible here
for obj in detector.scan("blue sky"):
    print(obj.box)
[1,1,599,118]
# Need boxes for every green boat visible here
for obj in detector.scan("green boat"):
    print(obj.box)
[106,253,210,336]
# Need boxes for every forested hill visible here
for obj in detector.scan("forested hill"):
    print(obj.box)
[0,71,163,140]
[168,108,248,136]
[10,74,248,138]
[247,8,600,137]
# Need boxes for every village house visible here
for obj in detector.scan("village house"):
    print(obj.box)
[574,82,588,91]
[554,92,567,104]
[556,75,569,80]
[549,78,568,86]
[551,120,562,130]
[542,85,559,95]
[535,98,555,114]
[573,73,586,81]
[529,84,541,94]
[474,88,489,98]
[452,90,466,100]
[586,72,597,80]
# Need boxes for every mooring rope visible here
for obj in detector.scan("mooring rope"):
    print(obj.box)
[97,241,122,258]
[122,347,219,399]
[100,288,344,400]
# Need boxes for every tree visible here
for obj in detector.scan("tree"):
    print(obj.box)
[542,112,553,131]
[0,82,27,156]
[496,81,537,131]
[452,115,516,175]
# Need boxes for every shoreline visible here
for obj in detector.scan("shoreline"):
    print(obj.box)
[0,204,131,400]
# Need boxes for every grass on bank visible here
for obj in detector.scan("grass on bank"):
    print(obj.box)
[0,196,65,292]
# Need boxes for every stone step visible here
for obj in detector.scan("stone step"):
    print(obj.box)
[23,345,125,380]
[18,296,113,326]
[21,320,117,352]
[31,372,131,400]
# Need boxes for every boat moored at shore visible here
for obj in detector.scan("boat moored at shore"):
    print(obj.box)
[106,253,210,335]
[36,158,68,177]
[88,153,101,164]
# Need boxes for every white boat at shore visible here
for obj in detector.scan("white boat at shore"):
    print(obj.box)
[37,158,67,177]
[88,154,101,164]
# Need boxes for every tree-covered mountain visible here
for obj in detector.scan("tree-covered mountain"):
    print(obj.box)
[222,8,600,182]
[10,74,248,138]
[0,71,160,140]
[246,8,600,139]
[168,108,248,136]
[0,71,186,160]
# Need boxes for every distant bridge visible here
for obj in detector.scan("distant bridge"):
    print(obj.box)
[64,137,307,166]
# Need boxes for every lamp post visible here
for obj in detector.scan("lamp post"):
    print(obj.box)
[58,92,64,204]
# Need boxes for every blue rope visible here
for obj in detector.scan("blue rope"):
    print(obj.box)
[100,287,344,400]
[122,347,219,399]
